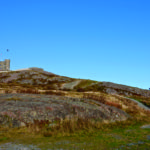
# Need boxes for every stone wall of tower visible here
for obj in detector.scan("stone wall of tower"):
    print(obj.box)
[0,61,5,70]
[0,59,10,71]
[5,59,10,70]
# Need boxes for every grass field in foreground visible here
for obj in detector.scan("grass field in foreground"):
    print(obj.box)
[0,116,150,150]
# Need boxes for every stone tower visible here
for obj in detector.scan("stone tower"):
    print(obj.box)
[0,59,10,71]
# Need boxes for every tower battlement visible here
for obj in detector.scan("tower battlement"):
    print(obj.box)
[0,59,10,71]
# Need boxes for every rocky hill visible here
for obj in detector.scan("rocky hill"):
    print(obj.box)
[0,67,150,130]
[0,67,150,97]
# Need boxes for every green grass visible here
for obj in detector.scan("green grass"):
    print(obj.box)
[0,137,8,142]
[74,79,98,91]
[1,125,150,150]
[0,116,150,149]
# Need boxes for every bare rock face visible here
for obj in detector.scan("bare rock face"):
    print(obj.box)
[0,68,57,85]
[0,93,130,128]
[101,82,150,97]
[105,88,118,95]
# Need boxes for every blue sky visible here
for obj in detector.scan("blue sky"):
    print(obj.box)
[0,0,150,89]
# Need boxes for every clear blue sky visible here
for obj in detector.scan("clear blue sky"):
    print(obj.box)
[0,0,150,89]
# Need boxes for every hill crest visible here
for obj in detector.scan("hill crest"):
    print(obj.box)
[0,67,150,98]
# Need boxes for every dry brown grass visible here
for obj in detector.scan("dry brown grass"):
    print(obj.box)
[82,93,150,118]
[26,117,107,137]
[26,119,51,133]
[82,93,123,109]
[113,96,149,117]
[17,111,150,138]
[105,101,122,109]
[83,93,107,104]
[1,88,66,96]
[16,88,39,94]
